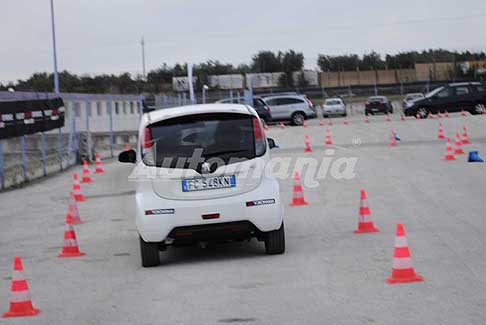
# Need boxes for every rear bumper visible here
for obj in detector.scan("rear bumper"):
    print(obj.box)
[135,177,283,243]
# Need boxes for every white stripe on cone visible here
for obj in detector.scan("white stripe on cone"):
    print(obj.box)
[63,239,77,247]
[392,257,413,269]
[12,270,25,280]
[10,290,31,303]
[394,236,409,248]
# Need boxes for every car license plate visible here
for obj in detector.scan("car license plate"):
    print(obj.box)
[182,175,236,192]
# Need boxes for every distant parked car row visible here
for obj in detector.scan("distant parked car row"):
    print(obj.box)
[216,93,317,126]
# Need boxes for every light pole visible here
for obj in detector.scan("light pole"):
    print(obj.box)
[50,0,60,94]
[202,85,209,104]
[141,37,146,80]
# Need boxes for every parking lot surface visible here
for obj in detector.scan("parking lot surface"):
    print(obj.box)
[1,112,486,324]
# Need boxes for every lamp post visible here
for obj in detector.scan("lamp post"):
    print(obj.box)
[50,0,60,94]
[202,85,209,104]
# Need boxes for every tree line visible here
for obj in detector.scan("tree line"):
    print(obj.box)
[2,49,485,94]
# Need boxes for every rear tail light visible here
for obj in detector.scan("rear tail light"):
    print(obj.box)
[304,97,314,109]
[253,117,265,155]
[143,127,153,148]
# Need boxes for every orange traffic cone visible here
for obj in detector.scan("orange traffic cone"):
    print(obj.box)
[319,119,324,126]
[364,115,369,123]
[72,173,85,202]
[325,129,333,145]
[400,113,405,121]
[445,110,449,118]
[461,126,470,144]
[304,135,312,153]
[437,111,442,119]
[454,132,465,154]
[443,138,456,161]
[66,192,83,225]
[2,257,40,318]
[328,118,333,126]
[303,120,307,128]
[415,112,420,119]
[124,143,131,151]
[428,112,433,119]
[343,117,349,125]
[354,189,379,234]
[81,160,93,183]
[385,113,391,122]
[94,153,104,174]
[279,122,285,129]
[389,130,397,147]
[386,224,423,284]
[437,123,445,140]
[289,172,308,206]
[58,221,86,258]
[263,122,269,131]
[461,109,466,117]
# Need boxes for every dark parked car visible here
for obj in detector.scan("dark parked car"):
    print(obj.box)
[215,97,272,122]
[403,82,486,118]
[365,96,393,115]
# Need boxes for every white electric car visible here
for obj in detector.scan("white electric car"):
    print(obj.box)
[119,104,285,267]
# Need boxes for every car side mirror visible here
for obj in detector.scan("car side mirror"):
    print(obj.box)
[119,149,136,163]
[267,138,278,149]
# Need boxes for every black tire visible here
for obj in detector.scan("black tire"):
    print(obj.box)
[470,103,485,115]
[140,235,160,267]
[264,222,285,255]
[291,112,305,126]
[416,107,429,119]
[342,112,347,117]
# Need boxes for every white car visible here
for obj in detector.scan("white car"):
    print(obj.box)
[119,104,285,267]
[322,98,347,117]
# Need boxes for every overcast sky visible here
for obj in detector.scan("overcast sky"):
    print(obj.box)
[2,0,486,83]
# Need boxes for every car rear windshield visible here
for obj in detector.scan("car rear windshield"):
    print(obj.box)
[325,100,341,105]
[142,113,261,168]
[368,97,385,102]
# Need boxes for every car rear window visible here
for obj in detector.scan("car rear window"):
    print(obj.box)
[143,113,261,168]
[267,97,304,106]
[368,97,384,102]
[325,100,341,105]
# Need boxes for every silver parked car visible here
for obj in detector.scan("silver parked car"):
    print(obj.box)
[322,98,347,117]
[262,94,317,126]
[402,93,424,109]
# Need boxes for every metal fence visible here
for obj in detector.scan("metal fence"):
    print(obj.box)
[0,91,145,190]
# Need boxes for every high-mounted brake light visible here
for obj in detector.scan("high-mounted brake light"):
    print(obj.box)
[143,127,152,148]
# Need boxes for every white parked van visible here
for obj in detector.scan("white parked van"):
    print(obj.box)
[119,104,285,267]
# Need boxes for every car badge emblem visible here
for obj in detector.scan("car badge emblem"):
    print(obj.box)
[201,162,211,173]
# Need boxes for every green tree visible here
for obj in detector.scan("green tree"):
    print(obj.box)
[251,51,282,72]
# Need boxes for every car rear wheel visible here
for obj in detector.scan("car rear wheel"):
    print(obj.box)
[264,222,285,255]
[291,112,305,126]
[140,235,160,267]
[417,107,429,119]
[471,103,485,115]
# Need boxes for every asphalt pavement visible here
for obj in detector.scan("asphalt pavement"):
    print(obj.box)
[1,112,486,325]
